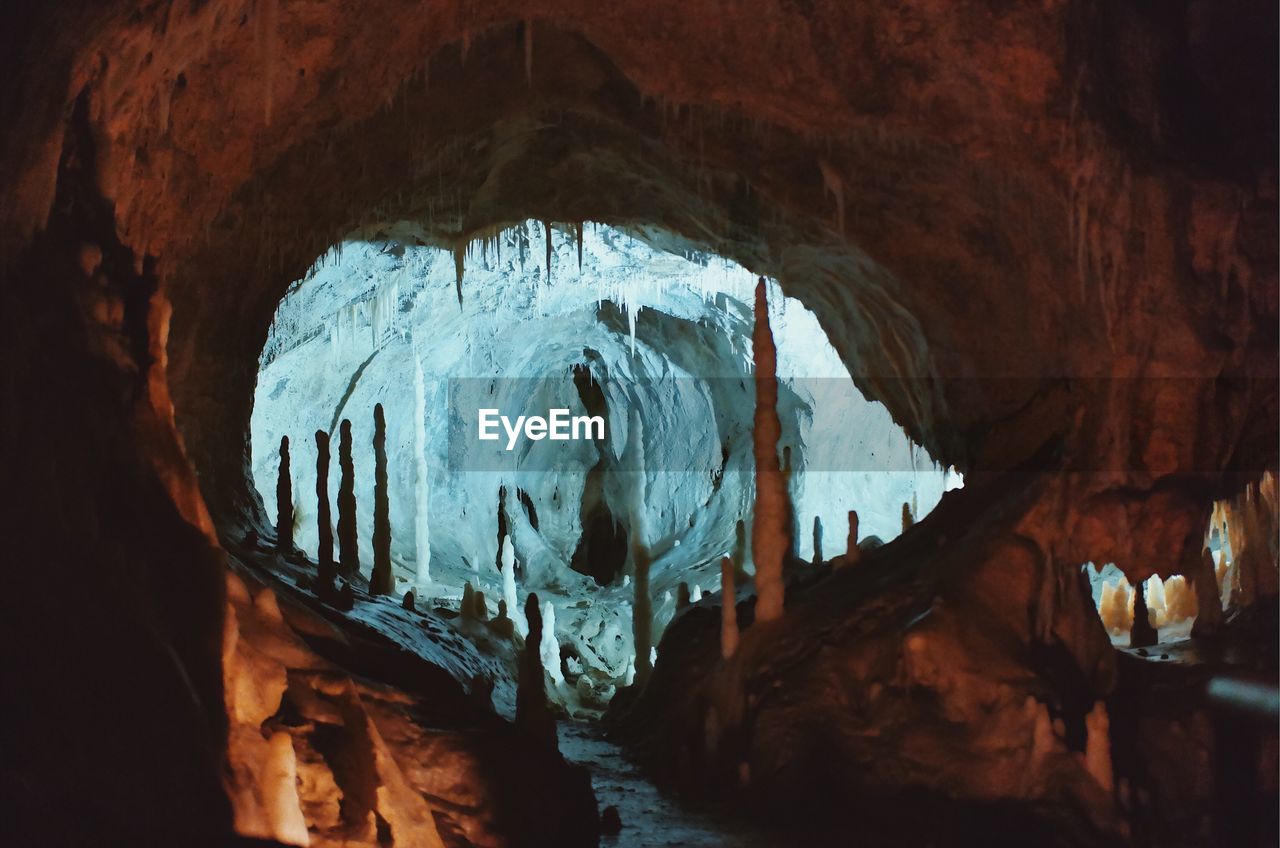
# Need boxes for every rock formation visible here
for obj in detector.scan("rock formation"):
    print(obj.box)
[337,419,359,579]
[275,435,292,554]
[370,403,395,596]
[314,429,335,589]
[1131,579,1158,648]
[720,555,738,661]
[840,510,860,569]
[517,592,555,747]
[624,406,654,684]
[751,278,788,623]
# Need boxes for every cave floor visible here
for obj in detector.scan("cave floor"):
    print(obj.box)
[558,721,779,848]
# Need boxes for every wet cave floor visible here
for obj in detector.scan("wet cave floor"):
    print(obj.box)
[558,721,778,848]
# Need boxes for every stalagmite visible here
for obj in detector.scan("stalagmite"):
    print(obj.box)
[624,406,653,685]
[1191,547,1223,637]
[516,593,555,745]
[720,556,738,660]
[751,278,788,623]
[335,580,355,612]
[677,582,691,609]
[412,358,431,587]
[812,515,824,564]
[473,590,488,621]
[1099,577,1131,635]
[1130,579,1157,647]
[1082,702,1114,794]
[275,435,293,554]
[461,582,476,619]
[337,420,359,578]
[690,584,702,602]
[370,404,395,595]
[501,534,527,637]
[841,510,860,568]
[624,656,636,687]
[491,599,515,638]
[402,589,415,611]
[901,501,914,533]
[540,600,564,685]
[314,430,335,588]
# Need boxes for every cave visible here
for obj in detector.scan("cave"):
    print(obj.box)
[1,3,1276,848]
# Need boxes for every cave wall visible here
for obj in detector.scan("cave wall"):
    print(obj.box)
[4,0,1273,576]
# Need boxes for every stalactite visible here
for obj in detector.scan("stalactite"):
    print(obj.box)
[370,404,394,595]
[516,592,555,746]
[276,435,293,554]
[812,516,824,564]
[624,406,653,685]
[453,245,465,307]
[720,556,738,660]
[751,278,788,623]
[544,220,553,280]
[337,419,359,578]
[413,357,431,587]
[1130,579,1157,647]
[575,222,584,271]
[314,430,335,589]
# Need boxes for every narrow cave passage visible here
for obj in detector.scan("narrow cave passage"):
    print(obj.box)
[249,221,959,718]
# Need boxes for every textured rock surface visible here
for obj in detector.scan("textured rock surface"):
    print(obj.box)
[222,561,597,847]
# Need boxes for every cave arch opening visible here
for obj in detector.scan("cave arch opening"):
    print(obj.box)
[247,219,960,712]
